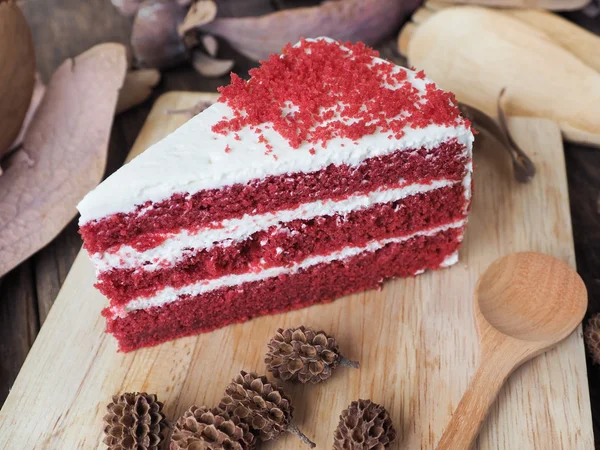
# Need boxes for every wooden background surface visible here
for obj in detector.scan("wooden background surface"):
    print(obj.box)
[0,0,598,447]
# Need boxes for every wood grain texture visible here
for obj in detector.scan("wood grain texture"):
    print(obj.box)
[437,252,588,449]
[0,93,593,449]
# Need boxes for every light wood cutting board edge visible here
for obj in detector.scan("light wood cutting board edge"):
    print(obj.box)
[0,91,593,449]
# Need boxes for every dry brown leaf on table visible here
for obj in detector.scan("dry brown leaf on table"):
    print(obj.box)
[132,0,187,68]
[8,73,46,155]
[166,93,219,116]
[502,9,600,73]
[202,34,218,57]
[0,43,127,278]
[116,69,161,114]
[192,51,234,77]
[400,6,600,148]
[198,0,420,62]
[111,0,144,15]
[0,0,35,159]
[458,93,536,183]
[178,0,217,36]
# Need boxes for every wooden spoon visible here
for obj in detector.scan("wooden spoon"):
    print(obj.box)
[436,252,587,450]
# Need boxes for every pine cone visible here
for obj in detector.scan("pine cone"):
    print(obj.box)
[265,326,359,384]
[103,392,167,450]
[170,406,255,450]
[219,371,315,448]
[585,313,600,365]
[333,399,397,450]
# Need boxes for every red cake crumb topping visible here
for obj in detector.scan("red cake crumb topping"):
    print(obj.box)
[213,39,466,149]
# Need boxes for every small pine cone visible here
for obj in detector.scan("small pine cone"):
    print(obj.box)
[585,313,600,365]
[333,399,397,450]
[170,406,255,450]
[265,326,359,384]
[103,392,167,450]
[219,371,315,448]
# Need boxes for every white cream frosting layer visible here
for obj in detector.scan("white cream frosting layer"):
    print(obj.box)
[77,38,474,224]
[113,219,466,317]
[94,179,462,272]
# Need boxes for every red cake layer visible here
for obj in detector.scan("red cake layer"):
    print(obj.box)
[97,183,467,305]
[81,140,468,254]
[106,227,463,352]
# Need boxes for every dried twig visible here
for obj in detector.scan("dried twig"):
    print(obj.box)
[458,90,536,183]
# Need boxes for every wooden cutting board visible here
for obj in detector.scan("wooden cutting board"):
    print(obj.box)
[0,92,593,449]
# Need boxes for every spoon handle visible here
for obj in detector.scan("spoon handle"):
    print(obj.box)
[435,352,511,450]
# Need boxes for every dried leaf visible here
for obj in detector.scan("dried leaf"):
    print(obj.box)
[8,73,46,154]
[202,34,218,57]
[132,0,187,68]
[458,93,536,183]
[495,88,536,182]
[111,0,144,16]
[192,51,234,77]
[503,9,600,73]
[178,0,217,36]
[199,0,420,61]
[0,0,35,158]
[116,69,161,114]
[165,93,219,116]
[0,43,127,278]
[400,7,600,147]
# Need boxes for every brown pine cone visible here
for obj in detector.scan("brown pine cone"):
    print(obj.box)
[585,313,600,365]
[103,392,167,450]
[333,399,397,450]
[265,326,359,384]
[219,370,315,448]
[170,405,255,450]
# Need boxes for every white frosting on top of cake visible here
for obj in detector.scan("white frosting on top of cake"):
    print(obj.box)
[77,37,473,224]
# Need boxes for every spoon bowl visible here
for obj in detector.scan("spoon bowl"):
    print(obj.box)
[436,252,587,450]
[476,252,587,343]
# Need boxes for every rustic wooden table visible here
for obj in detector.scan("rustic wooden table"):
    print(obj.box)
[0,0,598,447]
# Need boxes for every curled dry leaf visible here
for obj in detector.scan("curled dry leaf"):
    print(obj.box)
[178,0,217,36]
[0,0,35,158]
[165,93,219,116]
[202,34,218,57]
[111,0,144,16]
[132,0,187,68]
[192,51,234,78]
[502,9,600,73]
[8,73,46,154]
[495,88,536,183]
[0,43,127,278]
[458,94,536,183]
[401,6,600,147]
[199,0,420,61]
[116,69,161,114]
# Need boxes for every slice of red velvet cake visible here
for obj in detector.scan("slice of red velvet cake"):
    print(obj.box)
[78,37,474,352]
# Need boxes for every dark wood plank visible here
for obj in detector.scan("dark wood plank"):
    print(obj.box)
[0,262,38,405]
[565,142,600,447]
[561,12,600,448]
[19,0,131,81]
[33,220,81,324]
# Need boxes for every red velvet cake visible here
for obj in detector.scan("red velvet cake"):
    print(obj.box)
[78,37,474,352]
